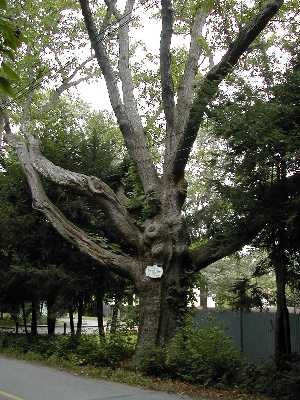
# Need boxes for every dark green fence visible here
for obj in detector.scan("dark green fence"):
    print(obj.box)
[193,310,300,362]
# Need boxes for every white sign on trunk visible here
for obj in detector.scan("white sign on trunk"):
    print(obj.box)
[145,264,163,279]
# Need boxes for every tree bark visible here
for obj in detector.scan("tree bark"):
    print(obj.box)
[274,262,291,363]
[96,292,105,337]
[22,302,28,335]
[76,296,84,336]
[199,285,208,309]
[31,300,38,336]
[135,257,189,362]
[69,308,75,336]
[272,159,291,364]
[47,299,56,336]
[110,295,122,334]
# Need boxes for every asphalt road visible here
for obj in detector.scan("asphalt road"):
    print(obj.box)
[0,356,191,400]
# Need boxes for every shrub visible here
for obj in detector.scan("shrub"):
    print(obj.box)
[166,322,242,385]
[138,345,167,377]
[105,333,136,367]
[0,333,136,369]
[237,355,300,400]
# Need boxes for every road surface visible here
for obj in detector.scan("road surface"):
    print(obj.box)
[0,356,191,400]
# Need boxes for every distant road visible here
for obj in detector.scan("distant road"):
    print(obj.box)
[0,356,190,400]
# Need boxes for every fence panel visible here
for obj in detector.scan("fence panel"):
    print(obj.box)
[193,310,300,363]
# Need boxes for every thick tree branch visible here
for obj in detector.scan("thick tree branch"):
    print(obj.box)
[118,0,145,137]
[24,132,143,252]
[2,86,142,253]
[79,0,160,194]
[190,171,300,271]
[106,0,146,141]
[170,0,284,179]
[164,7,208,169]
[4,121,137,278]
[190,213,266,271]
[160,0,175,156]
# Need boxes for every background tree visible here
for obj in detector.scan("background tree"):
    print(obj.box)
[0,93,130,336]
[193,46,300,359]
[0,0,22,95]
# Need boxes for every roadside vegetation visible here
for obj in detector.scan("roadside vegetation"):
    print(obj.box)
[0,317,299,400]
[0,328,264,400]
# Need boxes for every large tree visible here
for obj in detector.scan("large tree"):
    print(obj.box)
[2,0,298,359]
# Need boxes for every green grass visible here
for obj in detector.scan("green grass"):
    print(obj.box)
[0,344,270,400]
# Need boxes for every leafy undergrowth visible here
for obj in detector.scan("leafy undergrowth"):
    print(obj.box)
[0,338,269,400]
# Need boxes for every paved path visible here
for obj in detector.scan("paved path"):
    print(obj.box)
[0,356,191,400]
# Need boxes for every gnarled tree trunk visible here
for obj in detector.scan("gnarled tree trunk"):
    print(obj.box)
[135,253,190,361]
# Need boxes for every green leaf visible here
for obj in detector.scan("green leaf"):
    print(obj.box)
[0,47,14,60]
[196,35,210,54]
[1,62,19,80]
[0,76,13,96]
[0,0,7,10]
[194,0,214,14]
[200,0,214,13]
[0,16,21,50]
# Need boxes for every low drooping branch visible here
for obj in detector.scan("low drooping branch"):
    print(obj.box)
[21,132,143,252]
[171,0,284,179]
[79,0,160,195]
[160,0,175,156]
[4,126,137,278]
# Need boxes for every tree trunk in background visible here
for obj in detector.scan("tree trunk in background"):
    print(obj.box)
[47,299,56,336]
[273,162,291,364]
[275,262,291,362]
[69,309,75,336]
[110,295,122,334]
[22,302,28,335]
[31,300,38,336]
[96,292,105,337]
[127,293,134,307]
[76,296,84,336]
[199,285,208,309]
